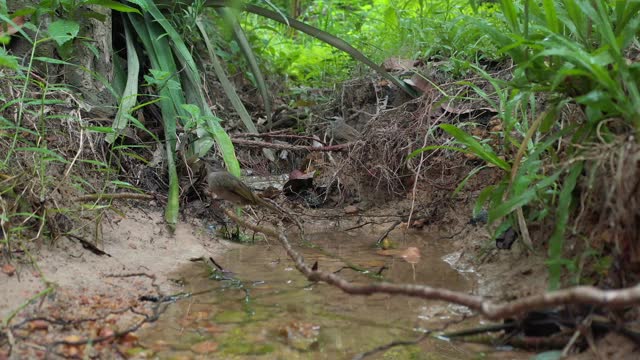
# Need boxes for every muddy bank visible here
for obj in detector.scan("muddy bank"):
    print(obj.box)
[0,209,232,358]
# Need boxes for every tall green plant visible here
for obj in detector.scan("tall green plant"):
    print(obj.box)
[443,0,640,289]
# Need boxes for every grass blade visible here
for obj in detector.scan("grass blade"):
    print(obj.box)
[547,162,583,290]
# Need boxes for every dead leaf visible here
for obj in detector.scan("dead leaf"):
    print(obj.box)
[191,340,218,354]
[98,327,115,339]
[119,332,138,344]
[400,247,421,264]
[1,264,16,276]
[0,16,25,38]
[411,219,426,228]
[63,335,83,343]
[404,74,433,94]
[28,320,49,331]
[62,335,83,357]
[488,117,501,127]
[283,170,314,197]
[344,205,359,215]
[289,169,314,180]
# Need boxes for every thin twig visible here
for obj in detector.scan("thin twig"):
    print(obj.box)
[374,220,401,246]
[231,138,362,151]
[222,209,640,321]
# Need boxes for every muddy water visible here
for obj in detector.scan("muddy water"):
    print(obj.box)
[139,231,521,359]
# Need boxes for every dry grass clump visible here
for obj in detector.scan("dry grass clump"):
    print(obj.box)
[346,94,438,201]
[0,71,117,245]
[578,136,640,280]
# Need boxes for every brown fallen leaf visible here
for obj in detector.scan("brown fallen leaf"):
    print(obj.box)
[191,340,218,354]
[0,16,25,37]
[404,74,434,94]
[28,320,49,331]
[98,327,115,339]
[1,264,16,276]
[400,247,421,264]
[119,332,138,344]
[62,335,83,357]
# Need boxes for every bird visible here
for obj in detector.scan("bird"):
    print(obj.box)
[207,170,283,215]
[328,116,361,143]
[207,171,261,206]
[207,169,305,234]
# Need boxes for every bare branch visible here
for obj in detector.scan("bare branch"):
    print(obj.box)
[224,209,640,321]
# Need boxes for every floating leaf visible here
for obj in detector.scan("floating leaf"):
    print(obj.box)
[400,247,421,265]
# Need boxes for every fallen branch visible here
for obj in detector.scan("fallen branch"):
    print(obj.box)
[223,209,640,321]
[231,138,362,152]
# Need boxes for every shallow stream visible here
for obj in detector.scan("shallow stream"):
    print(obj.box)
[139,230,527,359]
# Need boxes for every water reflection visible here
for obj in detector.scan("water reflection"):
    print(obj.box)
[138,231,524,359]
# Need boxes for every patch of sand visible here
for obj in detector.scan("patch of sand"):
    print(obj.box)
[0,208,231,321]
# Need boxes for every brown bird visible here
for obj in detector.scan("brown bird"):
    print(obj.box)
[207,170,305,233]
[207,171,261,205]
[328,116,360,143]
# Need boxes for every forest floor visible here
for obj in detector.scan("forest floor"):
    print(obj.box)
[1,63,638,358]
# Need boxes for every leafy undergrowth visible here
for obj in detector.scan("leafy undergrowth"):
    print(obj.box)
[2,0,640,358]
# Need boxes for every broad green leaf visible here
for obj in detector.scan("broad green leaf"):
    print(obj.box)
[533,350,563,360]
[440,124,510,171]
[241,3,417,98]
[142,1,240,177]
[48,19,80,46]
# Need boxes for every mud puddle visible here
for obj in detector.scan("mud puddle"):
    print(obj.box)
[138,231,527,359]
